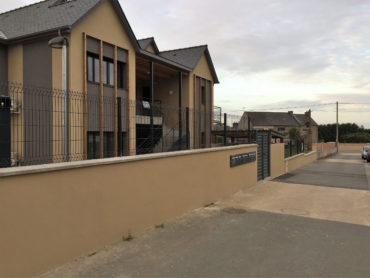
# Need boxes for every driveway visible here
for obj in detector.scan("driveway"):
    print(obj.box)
[274,152,369,190]
[39,152,370,278]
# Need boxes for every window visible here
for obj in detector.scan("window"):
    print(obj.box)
[87,56,93,82]
[87,132,100,159]
[278,127,286,132]
[104,132,114,158]
[87,53,100,83]
[103,58,114,86]
[117,61,126,89]
[201,86,206,105]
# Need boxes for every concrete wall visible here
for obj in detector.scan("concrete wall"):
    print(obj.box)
[285,151,317,173]
[313,142,337,159]
[8,44,24,161]
[339,143,370,152]
[270,143,285,178]
[23,39,53,164]
[270,143,317,178]
[0,144,257,278]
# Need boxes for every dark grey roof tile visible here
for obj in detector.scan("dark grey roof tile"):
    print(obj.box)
[0,0,102,40]
[159,45,207,70]
[246,112,300,127]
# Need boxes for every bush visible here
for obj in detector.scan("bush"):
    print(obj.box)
[341,133,370,143]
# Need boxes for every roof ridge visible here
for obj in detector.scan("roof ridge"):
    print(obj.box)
[160,44,207,53]
[246,111,293,114]
[0,0,49,16]
[138,37,154,41]
[291,113,302,125]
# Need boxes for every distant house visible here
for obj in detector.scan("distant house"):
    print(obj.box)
[239,110,318,146]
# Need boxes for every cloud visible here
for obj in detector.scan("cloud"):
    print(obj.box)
[1,0,369,126]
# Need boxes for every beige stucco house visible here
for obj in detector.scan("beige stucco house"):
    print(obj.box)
[0,0,219,165]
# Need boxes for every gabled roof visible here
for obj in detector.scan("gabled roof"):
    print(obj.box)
[138,37,159,54]
[0,0,140,51]
[160,45,219,83]
[293,114,318,126]
[245,112,300,127]
[244,111,318,127]
[0,0,219,83]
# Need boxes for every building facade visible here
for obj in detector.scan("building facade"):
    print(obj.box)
[239,110,318,146]
[0,0,219,165]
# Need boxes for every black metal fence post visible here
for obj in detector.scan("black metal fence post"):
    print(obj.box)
[117,97,122,156]
[0,96,11,168]
[178,72,183,149]
[149,61,154,153]
[186,107,190,150]
[296,139,299,155]
[290,140,292,157]
[223,113,227,146]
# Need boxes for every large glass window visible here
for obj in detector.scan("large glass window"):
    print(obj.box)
[87,56,94,82]
[104,132,114,158]
[102,58,114,86]
[87,132,100,159]
[103,60,107,85]
[201,86,206,105]
[87,53,100,84]
[109,63,114,86]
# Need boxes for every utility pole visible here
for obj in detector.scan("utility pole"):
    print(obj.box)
[336,101,339,148]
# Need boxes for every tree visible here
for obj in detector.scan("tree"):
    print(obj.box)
[289,127,301,140]
[318,123,370,142]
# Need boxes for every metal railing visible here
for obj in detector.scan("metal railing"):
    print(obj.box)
[284,139,304,158]
[0,83,294,168]
[0,83,254,168]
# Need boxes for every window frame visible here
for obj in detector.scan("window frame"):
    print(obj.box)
[87,131,100,159]
[87,52,100,85]
[117,61,127,90]
[201,86,206,105]
[102,57,114,87]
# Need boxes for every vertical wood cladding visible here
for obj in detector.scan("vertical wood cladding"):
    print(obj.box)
[23,39,53,164]
[86,37,129,134]
[194,76,212,148]
[0,44,8,85]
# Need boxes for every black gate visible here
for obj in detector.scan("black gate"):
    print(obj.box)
[256,131,270,181]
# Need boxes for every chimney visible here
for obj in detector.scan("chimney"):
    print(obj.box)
[288,111,293,115]
[304,109,311,118]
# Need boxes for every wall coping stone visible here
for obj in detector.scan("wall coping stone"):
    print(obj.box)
[284,151,316,162]
[0,144,257,177]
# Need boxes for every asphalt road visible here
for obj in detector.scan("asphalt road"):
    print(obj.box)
[39,208,370,278]
[39,152,370,278]
[274,152,369,190]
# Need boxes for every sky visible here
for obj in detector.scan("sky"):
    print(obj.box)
[1,0,370,127]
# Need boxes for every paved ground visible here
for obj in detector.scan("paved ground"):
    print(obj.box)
[39,152,370,278]
[274,152,369,190]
